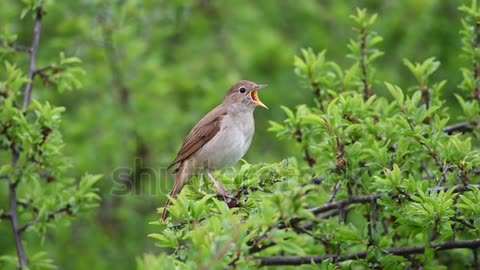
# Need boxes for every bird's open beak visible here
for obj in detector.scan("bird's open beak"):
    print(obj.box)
[251,84,268,109]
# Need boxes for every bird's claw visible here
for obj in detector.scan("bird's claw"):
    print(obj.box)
[219,190,232,201]
[216,191,239,208]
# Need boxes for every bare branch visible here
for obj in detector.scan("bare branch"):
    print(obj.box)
[451,217,476,230]
[310,194,377,216]
[16,200,35,210]
[248,184,479,261]
[473,18,480,100]
[327,180,343,203]
[7,7,45,269]
[293,128,316,167]
[7,138,27,267]
[436,165,451,188]
[420,83,430,111]
[305,63,324,111]
[443,120,479,134]
[428,184,479,193]
[359,28,372,99]
[371,198,378,232]
[258,239,480,266]
[8,181,28,268]
[22,8,44,111]
[34,65,54,75]
[0,41,31,53]
[14,44,31,53]
[310,184,480,216]
[291,224,331,247]
[18,204,72,234]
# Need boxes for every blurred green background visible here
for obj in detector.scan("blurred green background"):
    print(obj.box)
[0,0,467,269]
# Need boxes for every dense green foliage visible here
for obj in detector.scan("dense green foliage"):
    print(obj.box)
[0,2,102,270]
[0,0,479,269]
[148,5,480,269]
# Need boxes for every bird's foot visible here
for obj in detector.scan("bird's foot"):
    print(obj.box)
[214,190,239,208]
[207,171,239,207]
[218,189,232,200]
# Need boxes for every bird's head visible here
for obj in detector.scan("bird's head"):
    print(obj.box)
[224,80,268,110]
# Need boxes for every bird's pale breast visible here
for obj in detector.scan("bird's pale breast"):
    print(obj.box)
[194,111,254,170]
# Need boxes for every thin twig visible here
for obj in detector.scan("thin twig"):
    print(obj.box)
[451,217,476,230]
[443,120,479,134]
[473,19,480,100]
[359,28,371,99]
[418,138,444,174]
[16,200,40,215]
[420,83,430,110]
[304,148,316,167]
[213,242,236,264]
[335,135,346,173]
[306,68,324,111]
[8,7,45,269]
[9,180,28,268]
[34,65,54,75]
[247,225,277,254]
[0,41,31,53]
[318,207,351,220]
[310,177,323,185]
[22,8,44,111]
[258,239,480,266]
[406,117,449,184]
[249,185,478,260]
[1,213,11,219]
[291,224,331,247]
[371,198,378,232]
[293,128,316,167]
[310,184,480,216]
[18,204,72,234]
[310,194,378,215]
[327,180,343,203]
[8,139,28,268]
[14,44,31,53]
[437,165,451,188]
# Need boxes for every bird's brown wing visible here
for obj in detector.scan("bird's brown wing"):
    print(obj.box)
[167,105,226,170]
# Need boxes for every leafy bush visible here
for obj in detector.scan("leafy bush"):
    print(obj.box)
[0,2,100,269]
[147,4,480,270]
[1,1,480,269]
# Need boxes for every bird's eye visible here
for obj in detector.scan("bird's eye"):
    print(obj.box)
[239,87,246,93]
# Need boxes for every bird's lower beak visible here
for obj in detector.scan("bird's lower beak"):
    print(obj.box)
[251,84,268,109]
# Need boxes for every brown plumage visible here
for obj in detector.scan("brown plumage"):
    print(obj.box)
[162,107,225,221]
[167,106,226,171]
[162,80,267,221]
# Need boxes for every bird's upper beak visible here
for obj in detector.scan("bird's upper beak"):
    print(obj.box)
[250,84,268,109]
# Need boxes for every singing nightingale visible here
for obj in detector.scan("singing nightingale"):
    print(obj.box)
[162,80,268,221]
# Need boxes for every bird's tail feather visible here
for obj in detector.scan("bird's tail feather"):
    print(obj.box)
[162,165,188,221]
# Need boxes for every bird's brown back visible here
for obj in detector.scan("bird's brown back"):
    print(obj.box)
[167,105,227,170]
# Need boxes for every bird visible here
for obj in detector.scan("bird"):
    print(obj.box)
[162,80,268,221]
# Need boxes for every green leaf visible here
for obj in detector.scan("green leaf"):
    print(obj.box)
[281,105,295,120]
[385,82,404,105]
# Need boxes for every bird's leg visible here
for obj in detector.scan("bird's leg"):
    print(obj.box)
[206,171,232,200]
